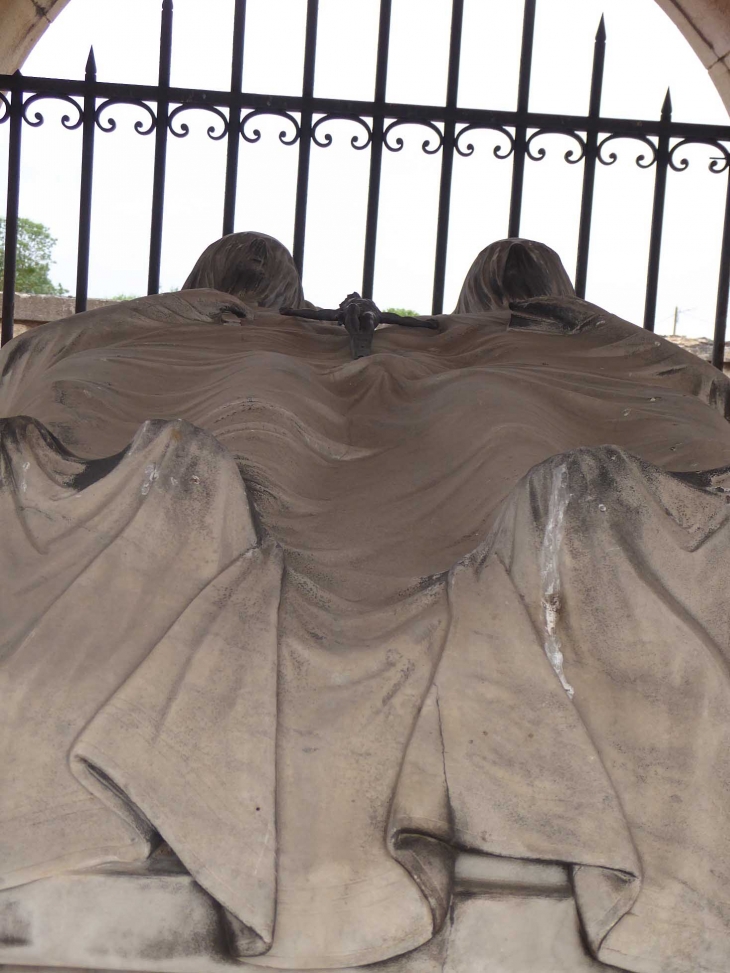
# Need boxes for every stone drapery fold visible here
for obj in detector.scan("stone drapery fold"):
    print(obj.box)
[2,291,730,971]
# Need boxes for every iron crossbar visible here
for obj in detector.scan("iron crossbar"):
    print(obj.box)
[0,0,729,371]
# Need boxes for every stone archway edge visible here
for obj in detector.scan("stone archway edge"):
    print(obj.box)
[0,0,70,77]
[655,0,730,108]
[1,0,730,113]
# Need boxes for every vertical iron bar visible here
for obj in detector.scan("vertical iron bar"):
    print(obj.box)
[1,72,23,347]
[508,0,537,238]
[643,89,672,332]
[431,0,464,314]
[361,0,392,299]
[292,0,319,277]
[574,16,605,298]
[75,47,96,314]
[223,0,246,236]
[712,167,730,370]
[147,0,173,296]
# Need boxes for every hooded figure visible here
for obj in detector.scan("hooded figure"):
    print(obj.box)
[182,231,305,310]
[455,237,576,313]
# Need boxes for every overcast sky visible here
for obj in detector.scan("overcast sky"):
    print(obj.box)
[5,0,730,337]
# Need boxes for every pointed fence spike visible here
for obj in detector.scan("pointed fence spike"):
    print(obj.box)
[596,14,606,43]
[662,87,673,118]
[85,45,97,77]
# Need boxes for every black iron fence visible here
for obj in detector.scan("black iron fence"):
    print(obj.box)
[1,0,730,369]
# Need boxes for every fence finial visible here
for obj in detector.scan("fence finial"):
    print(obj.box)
[662,88,673,120]
[85,47,97,79]
[596,14,606,43]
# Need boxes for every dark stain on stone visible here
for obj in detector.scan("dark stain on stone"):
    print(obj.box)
[0,334,30,378]
[0,901,32,948]
[71,446,127,490]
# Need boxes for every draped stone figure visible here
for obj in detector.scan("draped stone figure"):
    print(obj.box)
[182,230,306,311]
[1,234,730,973]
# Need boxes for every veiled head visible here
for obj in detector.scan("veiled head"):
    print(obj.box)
[455,238,575,314]
[183,232,304,309]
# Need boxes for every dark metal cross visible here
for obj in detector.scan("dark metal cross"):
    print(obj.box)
[280,292,439,359]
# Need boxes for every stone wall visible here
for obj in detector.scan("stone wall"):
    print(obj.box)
[0,292,114,337]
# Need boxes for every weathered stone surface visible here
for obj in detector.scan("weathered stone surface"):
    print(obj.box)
[0,0,68,74]
[0,856,584,973]
[2,238,730,972]
[656,0,730,63]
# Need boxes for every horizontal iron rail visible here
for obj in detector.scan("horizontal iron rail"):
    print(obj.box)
[2,74,730,143]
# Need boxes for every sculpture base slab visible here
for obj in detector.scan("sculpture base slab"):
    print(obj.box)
[0,856,607,973]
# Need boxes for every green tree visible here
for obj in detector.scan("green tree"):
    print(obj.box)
[0,218,67,295]
[385,307,419,317]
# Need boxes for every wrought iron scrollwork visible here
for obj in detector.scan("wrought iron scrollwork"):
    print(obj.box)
[95,99,157,135]
[240,109,301,146]
[597,133,658,169]
[383,119,444,155]
[2,0,730,362]
[454,124,515,159]
[168,104,229,141]
[668,138,730,174]
[526,129,586,164]
[22,92,83,130]
[311,114,372,150]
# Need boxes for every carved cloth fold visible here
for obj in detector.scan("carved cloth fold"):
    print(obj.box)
[1,293,730,972]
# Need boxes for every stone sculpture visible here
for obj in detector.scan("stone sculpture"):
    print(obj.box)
[280,293,438,359]
[1,233,730,973]
[182,230,306,310]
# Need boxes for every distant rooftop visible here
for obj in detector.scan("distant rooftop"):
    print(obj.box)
[665,335,730,373]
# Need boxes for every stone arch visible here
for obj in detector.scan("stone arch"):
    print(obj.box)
[1,0,730,112]
[654,0,730,108]
[0,0,70,75]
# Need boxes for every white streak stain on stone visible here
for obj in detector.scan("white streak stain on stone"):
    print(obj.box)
[141,463,158,497]
[252,817,273,878]
[539,464,575,699]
